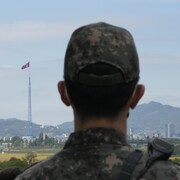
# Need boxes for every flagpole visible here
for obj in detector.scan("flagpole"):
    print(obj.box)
[29,61,31,78]
[28,62,32,137]
[21,62,33,138]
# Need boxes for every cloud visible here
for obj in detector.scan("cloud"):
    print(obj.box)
[0,11,178,44]
[0,21,74,43]
[0,65,18,70]
[0,65,20,78]
[138,52,180,65]
[0,65,11,69]
[0,14,161,43]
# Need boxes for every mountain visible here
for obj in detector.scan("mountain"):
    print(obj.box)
[0,118,73,137]
[0,101,180,137]
[128,101,180,135]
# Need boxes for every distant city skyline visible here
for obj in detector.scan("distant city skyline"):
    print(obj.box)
[0,0,180,125]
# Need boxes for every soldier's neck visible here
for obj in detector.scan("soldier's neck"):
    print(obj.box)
[73,111,128,135]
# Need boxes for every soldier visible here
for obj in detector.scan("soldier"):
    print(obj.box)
[15,22,180,180]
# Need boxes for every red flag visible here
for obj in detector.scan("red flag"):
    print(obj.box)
[21,62,30,70]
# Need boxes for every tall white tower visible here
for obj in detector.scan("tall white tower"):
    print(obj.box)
[21,62,33,137]
[165,123,175,138]
[27,76,33,137]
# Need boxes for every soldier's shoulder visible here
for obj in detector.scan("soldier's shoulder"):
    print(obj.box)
[131,150,180,180]
[15,153,59,180]
[15,161,44,180]
[143,160,180,180]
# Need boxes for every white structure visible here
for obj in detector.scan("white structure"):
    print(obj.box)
[165,123,175,138]
[129,128,134,140]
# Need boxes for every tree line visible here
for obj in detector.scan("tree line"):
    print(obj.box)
[0,132,66,149]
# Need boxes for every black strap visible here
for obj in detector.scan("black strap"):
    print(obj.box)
[119,150,143,180]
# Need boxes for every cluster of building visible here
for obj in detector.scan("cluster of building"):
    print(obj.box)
[129,123,179,140]
[0,123,179,150]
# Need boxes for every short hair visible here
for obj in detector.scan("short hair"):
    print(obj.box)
[65,63,138,121]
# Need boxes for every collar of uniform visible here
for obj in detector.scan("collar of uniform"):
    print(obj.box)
[63,128,128,149]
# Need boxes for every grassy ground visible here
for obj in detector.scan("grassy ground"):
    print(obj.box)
[170,155,180,162]
[0,150,57,162]
[1,150,179,163]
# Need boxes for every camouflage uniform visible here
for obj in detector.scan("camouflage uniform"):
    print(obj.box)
[15,22,180,179]
[15,128,180,180]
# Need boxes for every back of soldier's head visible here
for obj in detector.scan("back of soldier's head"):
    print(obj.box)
[64,22,140,119]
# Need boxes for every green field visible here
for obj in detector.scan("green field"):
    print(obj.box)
[170,156,180,163]
[0,152,53,162]
[0,150,179,164]
[0,150,57,162]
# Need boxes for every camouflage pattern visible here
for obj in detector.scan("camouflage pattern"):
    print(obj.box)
[64,22,139,85]
[0,167,22,180]
[15,128,180,180]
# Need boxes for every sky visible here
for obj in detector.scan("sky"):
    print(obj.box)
[0,0,180,126]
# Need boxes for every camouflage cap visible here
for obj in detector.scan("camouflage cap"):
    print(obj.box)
[64,22,139,86]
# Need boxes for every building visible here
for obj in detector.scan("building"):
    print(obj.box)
[129,128,134,140]
[165,123,175,138]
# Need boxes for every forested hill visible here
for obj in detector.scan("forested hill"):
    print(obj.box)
[128,101,180,135]
[1,101,180,137]
[0,118,73,137]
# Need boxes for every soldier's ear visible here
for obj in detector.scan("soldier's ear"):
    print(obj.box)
[130,84,145,109]
[57,81,71,106]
